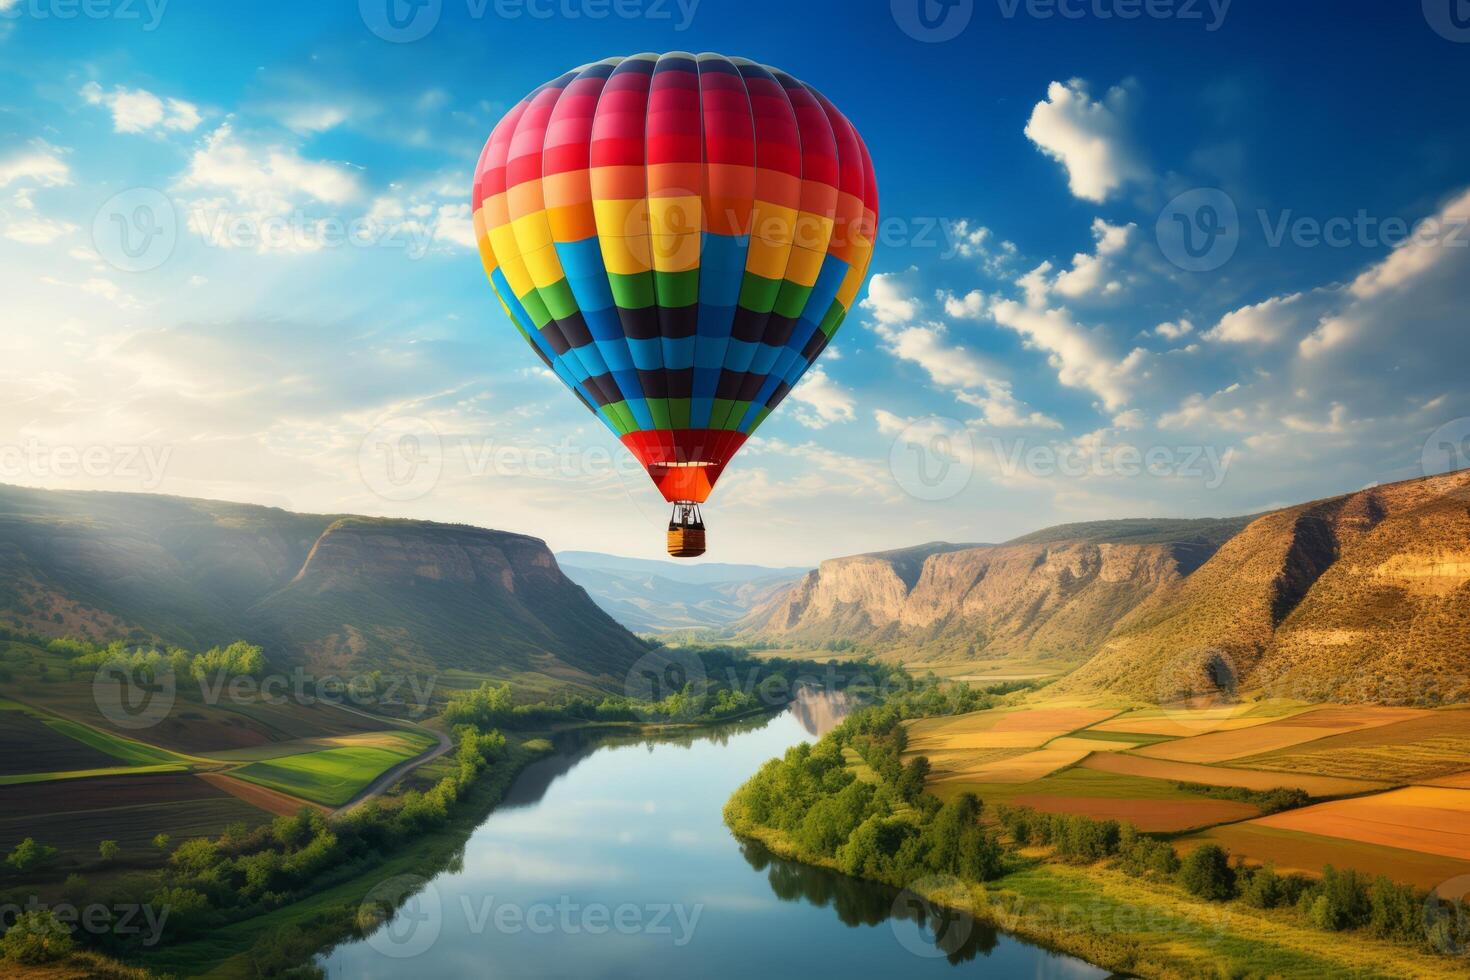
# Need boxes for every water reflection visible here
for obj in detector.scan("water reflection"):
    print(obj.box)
[319,688,1107,979]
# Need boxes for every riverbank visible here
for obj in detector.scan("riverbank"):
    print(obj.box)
[732,825,1462,978]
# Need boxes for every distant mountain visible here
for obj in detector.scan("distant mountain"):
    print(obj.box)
[556,551,806,633]
[743,472,1470,704]
[0,484,648,692]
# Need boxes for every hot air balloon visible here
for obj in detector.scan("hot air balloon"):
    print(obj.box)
[472,52,878,557]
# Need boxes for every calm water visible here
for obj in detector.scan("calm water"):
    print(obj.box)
[319,691,1108,979]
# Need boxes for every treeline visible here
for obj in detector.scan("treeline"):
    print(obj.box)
[993,803,1470,954]
[725,678,1012,887]
[51,638,267,682]
[444,648,909,730]
[0,725,510,967]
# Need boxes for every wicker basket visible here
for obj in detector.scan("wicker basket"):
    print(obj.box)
[667,525,706,558]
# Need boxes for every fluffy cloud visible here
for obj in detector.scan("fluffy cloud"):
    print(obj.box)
[1024,80,1149,202]
[1204,292,1310,344]
[81,82,202,134]
[864,274,1058,428]
[1049,218,1134,299]
[788,365,856,429]
[0,142,71,189]
[177,124,362,253]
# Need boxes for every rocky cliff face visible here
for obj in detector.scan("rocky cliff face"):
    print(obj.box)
[745,537,1204,661]
[0,485,646,690]
[1060,471,1470,703]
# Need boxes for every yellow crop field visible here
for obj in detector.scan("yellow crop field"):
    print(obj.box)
[1252,786,1470,861]
[1078,752,1388,796]
[1133,705,1430,763]
[930,747,1092,785]
[1237,712,1470,782]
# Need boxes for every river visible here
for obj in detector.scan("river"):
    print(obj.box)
[319,689,1108,978]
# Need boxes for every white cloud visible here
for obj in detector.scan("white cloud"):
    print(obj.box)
[0,143,71,189]
[866,276,1057,428]
[859,272,920,327]
[177,124,362,253]
[278,104,350,134]
[1205,292,1308,344]
[1024,79,1148,203]
[81,82,202,134]
[789,365,855,429]
[1111,409,1146,429]
[1050,218,1134,299]
[1153,319,1194,340]
[3,215,77,245]
[939,288,985,320]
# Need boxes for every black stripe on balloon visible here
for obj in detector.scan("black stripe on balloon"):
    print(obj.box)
[538,323,572,357]
[617,305,661,341]
[730,306,766,344]
[637,370,668,399]
[555,311,595,350]
[657,304,699,340]
[735,372,765,402]
[800,329,827,361]
[764,314,798,348]
[582,374,621,408]
[766,379,792,407]
[714,368,747,401]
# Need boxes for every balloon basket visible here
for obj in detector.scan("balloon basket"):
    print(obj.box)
[667,502,706,558]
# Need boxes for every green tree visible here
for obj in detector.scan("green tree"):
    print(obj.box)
[98,839,121,863]
[5,837,58,873]
[0,910,74,964]
[1177,844,1235,900]
[152,832,172,853]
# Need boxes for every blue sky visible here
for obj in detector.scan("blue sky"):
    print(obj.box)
[2,0,1468,564]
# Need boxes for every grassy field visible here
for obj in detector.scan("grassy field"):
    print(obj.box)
[231,731,438,806]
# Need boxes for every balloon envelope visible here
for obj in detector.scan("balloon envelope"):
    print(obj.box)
[473,52,878,503]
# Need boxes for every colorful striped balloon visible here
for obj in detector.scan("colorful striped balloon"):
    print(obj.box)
[472,52,878,517]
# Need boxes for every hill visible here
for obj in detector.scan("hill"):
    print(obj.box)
[741,521,1244,662]
[556,551,805,633]
[0,484,648,691]
[743,473,1470,703]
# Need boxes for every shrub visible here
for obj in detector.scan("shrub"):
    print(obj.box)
[0,910,74,964]
[1177,844,1235,901]
[4,837,58,873]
